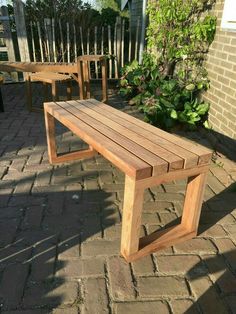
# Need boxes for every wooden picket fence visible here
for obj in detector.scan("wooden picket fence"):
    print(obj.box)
[28,16,141,79]
[0,0,142,80]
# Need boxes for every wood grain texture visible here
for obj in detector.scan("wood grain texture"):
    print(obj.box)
[120,175,144,257]
[44,102,152,179]
[88,99,212,166]
[43,99,211,263]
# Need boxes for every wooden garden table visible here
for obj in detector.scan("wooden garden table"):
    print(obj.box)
[44,98,212,262]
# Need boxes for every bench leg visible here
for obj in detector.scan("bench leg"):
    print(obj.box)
[181,172,207,233]
[44,109,97,164]
[120,170,208,262]
[120,175,144,259]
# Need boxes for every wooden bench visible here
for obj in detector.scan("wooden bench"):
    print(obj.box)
[44,99,212,262]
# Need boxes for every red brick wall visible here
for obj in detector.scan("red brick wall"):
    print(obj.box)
[204,0,236,140]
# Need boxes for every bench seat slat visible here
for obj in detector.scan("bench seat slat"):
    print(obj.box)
[45,102,154,179]
[87,99,212,165]
[57,101,169,175]
[67,100,184,172]
[77,99,198,169]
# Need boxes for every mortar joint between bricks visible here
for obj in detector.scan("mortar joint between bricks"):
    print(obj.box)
[104,261,113,314]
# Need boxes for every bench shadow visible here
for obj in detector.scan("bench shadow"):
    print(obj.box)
[185,249,236,313]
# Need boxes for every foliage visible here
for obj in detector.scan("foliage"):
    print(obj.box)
[120,0,216,130]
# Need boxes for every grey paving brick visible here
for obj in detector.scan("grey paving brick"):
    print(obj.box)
[138,276,190,298]
[107,256,135,301]
[83,278,109,314]
[113,301,169,314]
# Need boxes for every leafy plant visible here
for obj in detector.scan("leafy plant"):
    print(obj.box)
[120,0,216,130]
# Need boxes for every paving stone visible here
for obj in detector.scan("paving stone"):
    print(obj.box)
[82,239,120,257]
[29,242,57,282]
[158,212,179,225]
[113,301,169,314]
[200,211,236,225]
[213,238,236,271]
[0,218,19,247]
[203,255,236,294]
[104,224,122,240]
[141,213,160,225]
[189,277,228,314]
[0,263,29,309]
[23,280,78,308]
[224,296,236,313]
[171,299,199,314]
[156,255,205,276]
[174,238,218,255]
[138,276,189,297]
[132,255,155,276]
[56,257,104,279]
[199,224,227,238]
[107,256,135,301]
[143,201,174,213]
[83,278,109,314]
[21,205,43,229]
[223,224,236,242]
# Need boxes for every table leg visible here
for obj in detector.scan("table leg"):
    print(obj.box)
[51,81,58,101]
[120,175,144,259]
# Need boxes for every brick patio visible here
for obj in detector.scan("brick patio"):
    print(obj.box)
[0,82,236,314]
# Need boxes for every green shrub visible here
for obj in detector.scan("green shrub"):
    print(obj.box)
[120,0,216,130]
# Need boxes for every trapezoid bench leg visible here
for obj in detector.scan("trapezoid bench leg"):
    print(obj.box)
[120,170,208,263]
[44,109,97,164]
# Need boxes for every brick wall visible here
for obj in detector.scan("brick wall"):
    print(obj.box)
[204,0,236,140]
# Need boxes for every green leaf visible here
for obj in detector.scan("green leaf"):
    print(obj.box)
[185,84,195,91]
[170,109,178,119]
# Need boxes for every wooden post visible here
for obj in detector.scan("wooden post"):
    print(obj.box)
[13,0,30,62]
[44,18,50,61]
[80,26,84,55]
[114,22,118,79]
[0,5,18,81]
[128,20,132,62]
[101,26,104,55]
[73,24,77,62]
[37,21,44,62]
[94,26,98,78]
[121,19,125,68]
[87,28,90,55]
[52,18,56,62]
[135,17,140,61]
[67,22,70,63]
[30,22,36,61]
[116,16,122,69]
[108,25,112,79]
[59,19,64,62]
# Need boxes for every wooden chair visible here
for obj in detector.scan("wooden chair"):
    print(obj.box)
[25,72,73,112]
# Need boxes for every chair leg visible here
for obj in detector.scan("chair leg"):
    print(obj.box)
[66,80,72,100]
[43,82,49,102]
[25,74,33,112]
[120,175,144,259]
[51,81,58,101]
